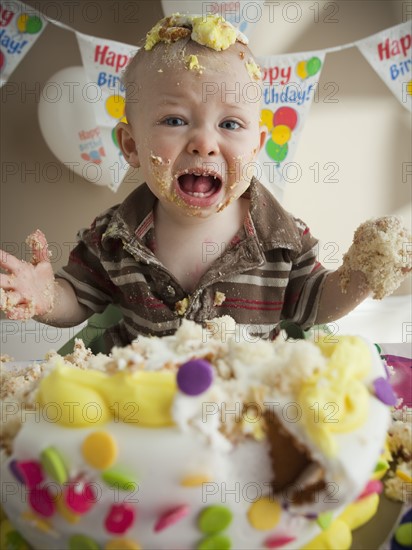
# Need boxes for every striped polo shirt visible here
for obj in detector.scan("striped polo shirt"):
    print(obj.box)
[57,178,329,349]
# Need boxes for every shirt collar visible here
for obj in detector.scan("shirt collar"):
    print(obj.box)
[102,179,302,255]
[246,177,302,254]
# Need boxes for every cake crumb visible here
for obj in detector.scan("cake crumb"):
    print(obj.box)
[185,54,204,74]
[175,297,189,316]
[214,291,226,306]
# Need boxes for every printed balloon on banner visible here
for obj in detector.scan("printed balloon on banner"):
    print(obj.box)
[160,0,265,38]
[257,51,325,200]
[38,66,124,188]
[0,0,48,87]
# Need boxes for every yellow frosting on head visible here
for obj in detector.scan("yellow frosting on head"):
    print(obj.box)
[37,364,176,428]
[145,13,245,52]
[299,336,372,456]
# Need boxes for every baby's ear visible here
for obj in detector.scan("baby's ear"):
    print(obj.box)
[258,125,267,152]
[116,122,140,167]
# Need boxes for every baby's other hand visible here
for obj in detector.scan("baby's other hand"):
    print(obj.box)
[340,216,412,299]
[0,230,56,320]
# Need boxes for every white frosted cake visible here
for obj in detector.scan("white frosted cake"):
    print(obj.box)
[0,317,396,549]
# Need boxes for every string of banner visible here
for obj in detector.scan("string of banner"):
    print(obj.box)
[0,0,411,196]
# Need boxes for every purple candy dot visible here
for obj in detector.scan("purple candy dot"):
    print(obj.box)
[177,359,214,396]
[373,377,398,406]
[9,459,25,484]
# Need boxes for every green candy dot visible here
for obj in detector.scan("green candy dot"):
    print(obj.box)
[197,534,232,550]
[69,534,100,550]
[317,510,334,530]
[26,16,42,34]
[198,505,233,534]
[395,522,412,547]
[101,468,137,491]
[40,446,68,484]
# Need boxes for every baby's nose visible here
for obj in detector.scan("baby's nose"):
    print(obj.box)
[187,130,219,157]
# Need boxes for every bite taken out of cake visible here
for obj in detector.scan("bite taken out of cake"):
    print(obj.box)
[0,317,396,550]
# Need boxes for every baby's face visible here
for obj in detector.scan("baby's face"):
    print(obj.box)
[118,44,266,219]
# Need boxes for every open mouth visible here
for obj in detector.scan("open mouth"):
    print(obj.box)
[175,171,223,207]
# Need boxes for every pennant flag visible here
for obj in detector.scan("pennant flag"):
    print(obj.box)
[356,21,412,112]
[76,32,138,191]
[0,0,47,87]
[257,51,326,200]
[160,0,265,37]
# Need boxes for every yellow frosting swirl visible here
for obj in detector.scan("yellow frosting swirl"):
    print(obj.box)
[37,363,176,428]
[299,336,372,456]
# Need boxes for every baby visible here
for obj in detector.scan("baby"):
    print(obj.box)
[0,14,410,350]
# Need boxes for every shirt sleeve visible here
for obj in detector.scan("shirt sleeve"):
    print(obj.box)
[56,214,118,314]
[281,220,330,329]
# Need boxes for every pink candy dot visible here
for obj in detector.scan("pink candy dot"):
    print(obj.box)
[154,504,190,532]
[29,486,56,517]
[65,482,97,515]
[105,503,136,534]
[264,535,296,548]
[357,479,383,500]
[16,460,44,488]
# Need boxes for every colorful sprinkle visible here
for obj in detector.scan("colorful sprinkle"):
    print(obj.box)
[247,498,281,530]
[357,479,383,500]
[102,468,137,491]
[69,534,100,550]
[181,474,213,487]
[395,523,412,547]
[105,540,142,550]
[82,431,118,470]
[8,459,25,484]
[56,493,80,524]
[264,535,296,548]
[15,460,43,488]
[198,505,233,534]
[373,377,398,405]
[28,487,56,518]
[396,468,412,483]
[65,482,97,515]
[154,504,190,532]
[40,446,68,484]
[177,359,214,396]
[317,511,334,530]
[21,511,53,534]
[105,503,136,535]
[197,534,232,550]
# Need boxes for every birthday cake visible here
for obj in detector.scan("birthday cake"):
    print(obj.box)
[0,317,396,550]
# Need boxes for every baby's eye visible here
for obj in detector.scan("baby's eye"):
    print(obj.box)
[220,120,241,130]
[163,117,186,126]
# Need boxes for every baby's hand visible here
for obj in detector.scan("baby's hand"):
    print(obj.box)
[0,230,56,320]
[340,216,412,299]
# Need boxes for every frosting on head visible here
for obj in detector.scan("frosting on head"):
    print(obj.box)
[144,13,248,52]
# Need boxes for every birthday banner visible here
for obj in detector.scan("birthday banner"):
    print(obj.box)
[0,0,411,194]
[0,0,47,86]
[257,51,326,198]
[357,21,412,112]
[76,33,138,189]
